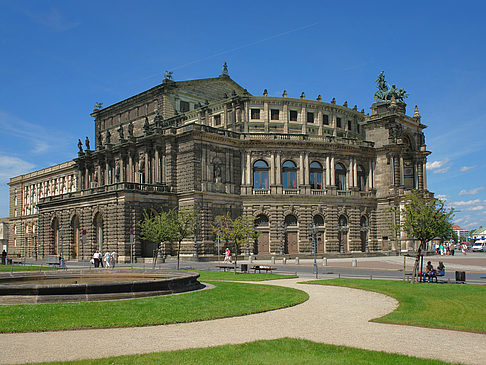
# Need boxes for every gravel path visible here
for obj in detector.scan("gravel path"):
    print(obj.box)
[1,278,485,364]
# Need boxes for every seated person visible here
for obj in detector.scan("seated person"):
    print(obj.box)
[436,261,445,275]
[425,261,435,281]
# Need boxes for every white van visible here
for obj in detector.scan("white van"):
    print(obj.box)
[472,240,486,252]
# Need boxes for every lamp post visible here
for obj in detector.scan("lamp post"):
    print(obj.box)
[311,223,318,278]
[279,222,287,256]
[217,234,221,263]
[193,223,199,258]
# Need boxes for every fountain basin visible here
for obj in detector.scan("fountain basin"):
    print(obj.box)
[0,270,201,304]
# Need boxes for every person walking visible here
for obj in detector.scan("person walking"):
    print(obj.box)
[92,252,99,267]
[1,249,6,265]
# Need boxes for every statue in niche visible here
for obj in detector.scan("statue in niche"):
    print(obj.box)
[213,162,223,183]
[118,124,124,140]
[143,117,151,134]
[77,139,83,153]
[115,163,120,181]
[97,133,103,148]
[85,136,90,150]
[105,130,111,144]
[128,122,134,137]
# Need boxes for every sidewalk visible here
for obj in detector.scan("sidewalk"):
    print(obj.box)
[1,278,485,364]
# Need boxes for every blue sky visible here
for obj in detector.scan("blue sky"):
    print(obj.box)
[0,1,485,229]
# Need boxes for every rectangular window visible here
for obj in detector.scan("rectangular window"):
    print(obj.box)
[323,114,329,125]
[357,124,360,133]
[214,114,221,126]
[289,110,298,121]
[271,109,280,120]
[337,117,342,128]
[348,120,352,131]
[251,109,260,119]
[307,112,314,123]
[180,101,190,113]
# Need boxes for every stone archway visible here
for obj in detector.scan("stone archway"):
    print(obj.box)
[338,215,348,253]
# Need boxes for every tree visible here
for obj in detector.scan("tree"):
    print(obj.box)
[212,213,259,274]
[393,190,454,283]
[139,207,197,270]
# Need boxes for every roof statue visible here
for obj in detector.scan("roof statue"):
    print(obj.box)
[93,102,103,111]
[85,136,90,150]
[221,62,229,77]
[374,71,408,102]
[164,70,173,81]
[77,139,83,153]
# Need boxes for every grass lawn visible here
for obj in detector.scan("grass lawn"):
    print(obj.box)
[0,280,307,333]
[0,264,56,272]
[308,278,486,333]
[40,338,458,365]
[196,270,296,281]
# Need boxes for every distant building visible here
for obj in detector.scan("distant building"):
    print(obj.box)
[0,218,8,252]
[8,66,432,261]
[452,224,469,242]
[471,226,486,240]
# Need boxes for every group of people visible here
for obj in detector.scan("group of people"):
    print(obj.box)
[422,261,445,282]
[434,242,456,256]
[91,251,118,268]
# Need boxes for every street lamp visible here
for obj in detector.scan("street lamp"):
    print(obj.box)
[193,223,199,258]
[279,222,287,256]
[60,226,65,268]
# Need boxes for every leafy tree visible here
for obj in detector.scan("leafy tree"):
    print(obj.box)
[212,213,259,274]
[139,207,197,270]
[393,190,454,283]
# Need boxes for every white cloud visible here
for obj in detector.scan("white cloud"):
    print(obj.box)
[452,199,484,207]
[0,110,72,155]
[469,206,486,211]
[436,194,448,201]
[0,155,35,183]
[427,158,450,174]
[23,7,80,31]
[460,165,476,172]
[459,187,484,196]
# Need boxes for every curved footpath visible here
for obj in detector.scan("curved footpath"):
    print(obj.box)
[1,278,486,364]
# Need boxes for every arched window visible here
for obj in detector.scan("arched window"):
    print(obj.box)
[253,160,269,189]
[255,214,269,227]
[357,165,366,191]
[285,214,298,226]
[313,215,324,226]
[310,161,323,189]
[338,215,348,228]
[282,160,297,189]
[335,163,346,190]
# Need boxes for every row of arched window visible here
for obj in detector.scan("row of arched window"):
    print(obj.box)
[253,160,367,191]
[254,213,368,228]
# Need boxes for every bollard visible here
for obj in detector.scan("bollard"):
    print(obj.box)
[270,256,275,264]
[295,256,299,265]
[322,257,327,266]
[352,259,357,267]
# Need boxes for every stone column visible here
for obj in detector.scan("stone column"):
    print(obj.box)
[368,160,373,189]
[223,104,228,130]
[263,101,269,133]
[330,157,335,186]
[326,156,330,186]
[128,153,133,182]
[270,152,275,185]
[144,151,149,184]
[304,152,309,185]
[225,150,230,183]
[241,151,245,185]
[276,153,281,185]
[301,105,307,134]
[299,153,304,185]
[393,155,400,186]
[318,111,323,135]
[246,152,251,186]
[332,112,337,136]
[400,156,404,186]
[353,159,357,188]
[154,148,159,183]
[105,161,110,185]
[423,161,427,191]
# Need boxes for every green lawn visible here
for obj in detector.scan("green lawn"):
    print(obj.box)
[39,338,458,365]
[0,264,56,272]
[0,281,307,333]
[196,270,296,281]
[308,278,486,333]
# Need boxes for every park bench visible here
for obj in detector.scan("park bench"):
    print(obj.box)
[251,265,276,273]
[46,255,61,265]
[417,271,446,283]
[216,265,234,272]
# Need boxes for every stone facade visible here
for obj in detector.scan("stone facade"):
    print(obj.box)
[8,69,431,261]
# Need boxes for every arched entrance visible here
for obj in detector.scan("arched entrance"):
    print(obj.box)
[51,217,60,255]
[255,214,269,254]
[313,215,325,253]
[71,216,80,259]
[93,213,103,251]
[360,216,369,252]
[285,214,298,254]
[338,215,348,253]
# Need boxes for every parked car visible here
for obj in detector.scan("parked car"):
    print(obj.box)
[472,240,486,252]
